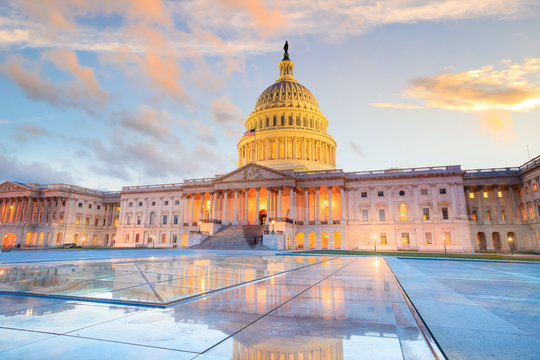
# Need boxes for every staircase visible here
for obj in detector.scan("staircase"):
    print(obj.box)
[189,225,269,250]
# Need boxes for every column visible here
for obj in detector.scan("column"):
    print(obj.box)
[509,186,518,220]
[328,186,333,224]
[211,192,217,220]
[244,189,249,225]
[315,187,320,224]
[304,188,309,223]
[479,186,486,223]
[289,187,295,221]
[190,194,195,225]
[493,185,501,224]
[340,187,346,223]
[199,192,204,221]
[293,137,297,159]
[233,189,238,225]
[255,188,260,222]
[181,194,187,224]
[278,187,282,220]
[0,199,5,222]
[268,188,273,220]
[223,191,228,224]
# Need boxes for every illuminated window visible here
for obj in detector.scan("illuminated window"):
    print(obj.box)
[423,208,430,220]
[135,234,140,243]
[75,216,80,225]
[486,210,491,221]
[94,218,99,226]
[472,209,477,221]
[501,210,506,221]
[442,207,449,220]
[529,206,535,219]
[444,232,452,245]
[161,233,166,243]
[399,203,408,221]
[114,218,118,227]
[526,187,530,194]
[85,217,90,226]
[469,192,475,199]
[401,233,410,244]
[497,191,503,198]
[483,192,488,198]
[521,208,527,221]
[380,233,387,245]
[425,232,432,245]
[534,184,538,192]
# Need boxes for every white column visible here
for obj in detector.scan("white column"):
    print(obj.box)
[199,192,204,221]
[211,192,217,220]
[223,191,228,224]
[340,187,345,223]
[255,188,260,223]
[244,189,249,225]
[190,194,195,225]
[304,188,309,223]
[268,188,273,220]
[233,190,238,225]
[508,186,517,220]
[278,187,282,219]
[328,186,333,224]
[289,187,294,221]
[316,187,320,224]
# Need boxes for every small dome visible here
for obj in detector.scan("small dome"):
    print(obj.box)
[254,81,320,111]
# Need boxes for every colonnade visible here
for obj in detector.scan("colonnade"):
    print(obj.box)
[239,136,336,167]
[0,197,66,224]
[182,186,345,226]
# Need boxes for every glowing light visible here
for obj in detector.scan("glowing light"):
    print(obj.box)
[206,200,210,205]
[10,206,13,209]
[324,200,328,205]
[0,270,4,275]
[271,220,275,224]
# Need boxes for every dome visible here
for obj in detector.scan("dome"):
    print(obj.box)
[237,43,337,172]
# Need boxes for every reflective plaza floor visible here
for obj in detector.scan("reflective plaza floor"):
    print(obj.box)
[0,253,437,359]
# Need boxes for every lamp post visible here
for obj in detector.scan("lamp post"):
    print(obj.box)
[373,235,377,253]
[442,236,447,254]
[271,219,275,233]
[508,236,514,255]
[198,221,202,234]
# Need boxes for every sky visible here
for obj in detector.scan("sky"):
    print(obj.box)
[0,0,539,191]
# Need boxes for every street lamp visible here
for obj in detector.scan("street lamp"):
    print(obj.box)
[271,219,275,233]
[442,236,447,254]
[508,237,514,255]
[198,221,202,233]
[373,235,377,253]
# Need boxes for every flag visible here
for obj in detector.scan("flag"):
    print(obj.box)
[244,128,256,136]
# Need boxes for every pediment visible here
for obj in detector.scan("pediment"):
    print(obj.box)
[0,181,32,192]
[216,163,295,183]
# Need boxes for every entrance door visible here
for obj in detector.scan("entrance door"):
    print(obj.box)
[477,232,487,251]
[259,210,267,225]
[2,233,16,249]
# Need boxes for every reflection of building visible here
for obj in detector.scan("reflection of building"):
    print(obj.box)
[1,45,539,252]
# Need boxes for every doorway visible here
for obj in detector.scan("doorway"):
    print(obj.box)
[477,232,487,251]
[492,232,501,251]
[2,233,16,249]
[259,210,267,225]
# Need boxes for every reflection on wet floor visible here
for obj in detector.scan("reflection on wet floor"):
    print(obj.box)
[0,256,437,359]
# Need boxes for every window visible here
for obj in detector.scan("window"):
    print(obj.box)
[97,205,101,210]
[425,232,432,245]
[116,206,120,211]
[139,202,143,206]
[529,206,535,219]
[149,212,155,225]
[161,233,166,243]
[125,234,130,242]
[486,210,491,221]
[163,215,167,225]
[175,200,180,205]
[423,208,430,220]
[135,234,140,243]
[174,215,178,225]
[380,233,387,245]
[399,203,408,221]
[172,234,177,243]
[421,189,428,196]
[526,187,530,194]
[401,233,410,245]
[127,216,131,225]
[399,190,405,196]
[469,192,475,199]
[128,202,133,207]
[444,232,452,245]
[88,204,92,209]
[362,209,369,222]
[533,183,538,192]
[78,203,83,208]
[137,216,141,225]
[151,201,156,206]
[442,207,449,220]
[497,191,503,198]
[378,191,384,197]
[501,209,506,221]
[94,218,99,226]
[75,216,80,225]
[361,192,367,198]
[114,218,118,227]
[472,209,477,221]
[379,209,385,221]
[439,188,447,195]
[483,192,488,198]
[164,201,169,205]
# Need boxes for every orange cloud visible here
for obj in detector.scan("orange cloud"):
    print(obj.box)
[222,0,285,35]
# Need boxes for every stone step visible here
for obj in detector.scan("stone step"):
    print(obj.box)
[189,225,268,250]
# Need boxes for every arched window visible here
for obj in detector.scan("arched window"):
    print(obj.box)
[321,232,328,249]
[309,232,316,249]
[265,118,269,127]
[296,116,300,126]
[149,212,155,225]
[281,116,285,126]
[273,116,277,126]
[288,116,293,126]
[399,203,408,221]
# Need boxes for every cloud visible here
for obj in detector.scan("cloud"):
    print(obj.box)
[349,142,364,157]
[371,102,424,109]
[375,58,540,136]
[1,53,110,115]
[14,123,49,142]
[0,153,75,184]
[210,95,244,125]
[114,105,183,141]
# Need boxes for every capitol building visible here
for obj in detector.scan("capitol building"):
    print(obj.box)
[1,46,539,253]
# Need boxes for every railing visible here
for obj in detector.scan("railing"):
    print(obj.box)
[347,165,462,178]
[465,154,540,177]
[39,184,120,197]
[122,183,183,191]
[295,169,344,177]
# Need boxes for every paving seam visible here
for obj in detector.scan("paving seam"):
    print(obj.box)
[135,264,164,302]
[193,258,354,358]
[384,257,447,360]
[456,261,540,281]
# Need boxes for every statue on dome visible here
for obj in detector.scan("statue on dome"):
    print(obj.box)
[283,40,289,60]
